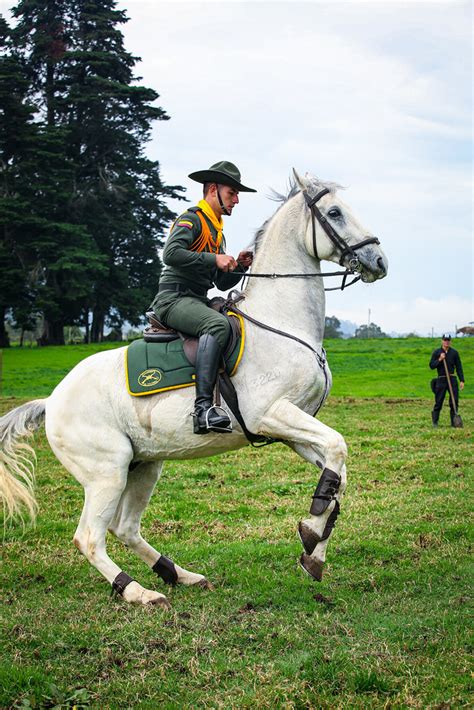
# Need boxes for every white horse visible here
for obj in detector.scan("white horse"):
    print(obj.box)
[0,171,388,608]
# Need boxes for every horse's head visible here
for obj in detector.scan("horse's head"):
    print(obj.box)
[293,170,388,283]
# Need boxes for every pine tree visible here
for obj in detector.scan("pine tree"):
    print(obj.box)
[5,0,183,344]
[8,0,107,344]
[62,0,182,341]
[0,15,38,347]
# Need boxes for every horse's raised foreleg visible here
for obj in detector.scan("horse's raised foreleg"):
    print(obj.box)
[259,399,347,581]
[109,461,212,589]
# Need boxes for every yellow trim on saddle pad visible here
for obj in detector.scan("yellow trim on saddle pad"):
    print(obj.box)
[227,310,245,376]
[125,311,245,397]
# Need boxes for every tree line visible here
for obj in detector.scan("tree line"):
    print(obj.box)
[0,0,184,347]
[325,316,388,339]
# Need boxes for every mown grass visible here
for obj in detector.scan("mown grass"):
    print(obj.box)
[0,342,473,708]
[1,337,473,399]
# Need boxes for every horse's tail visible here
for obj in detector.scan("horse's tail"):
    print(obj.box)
[0,399,47,525]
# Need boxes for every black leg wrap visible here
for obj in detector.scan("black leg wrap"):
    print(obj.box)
[111,572,134,597]
[320,500,340,541]
[309,467,341,515]
[152,555,178,586]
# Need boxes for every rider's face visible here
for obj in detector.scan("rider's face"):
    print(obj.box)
[218,185,239,214]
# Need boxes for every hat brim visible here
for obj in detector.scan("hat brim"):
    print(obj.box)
[188,169,256,192]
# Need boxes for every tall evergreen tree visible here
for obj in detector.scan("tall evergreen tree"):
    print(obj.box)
[4,0,183,344]
[6,0,107,344]
[0,15,38,347]
[62,0,182,341]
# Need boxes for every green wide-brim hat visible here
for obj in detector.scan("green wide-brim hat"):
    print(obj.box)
[188,160,256,192]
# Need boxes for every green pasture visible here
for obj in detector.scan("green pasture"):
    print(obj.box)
[1,337,473,399]
[0,341,473,708]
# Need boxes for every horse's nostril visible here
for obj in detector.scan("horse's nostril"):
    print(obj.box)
[377,256,386,274]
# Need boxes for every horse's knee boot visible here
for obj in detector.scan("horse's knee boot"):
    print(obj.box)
[310,467,341,516]
[299,468,341,554]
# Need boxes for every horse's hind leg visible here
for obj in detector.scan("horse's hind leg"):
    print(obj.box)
[71,465,169,608]
[109,461,212,589]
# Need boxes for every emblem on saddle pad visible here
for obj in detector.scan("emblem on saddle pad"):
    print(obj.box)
[138,369,163,387]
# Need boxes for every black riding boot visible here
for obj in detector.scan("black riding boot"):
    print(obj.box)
[193,334,232,435]
[431,410,439,427]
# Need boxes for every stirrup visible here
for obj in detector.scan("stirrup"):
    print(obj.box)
[192,405,232,435]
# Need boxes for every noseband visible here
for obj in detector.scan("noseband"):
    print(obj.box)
[304,188,380,269]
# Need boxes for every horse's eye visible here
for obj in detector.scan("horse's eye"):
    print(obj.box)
[328,207,342,219]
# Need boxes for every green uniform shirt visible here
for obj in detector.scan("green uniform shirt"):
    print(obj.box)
[158,206,246,295]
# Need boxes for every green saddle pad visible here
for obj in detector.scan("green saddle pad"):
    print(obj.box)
[125,313,245,397]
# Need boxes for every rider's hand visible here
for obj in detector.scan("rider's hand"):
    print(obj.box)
[216,254,238,272]
[439,352,446,361]
[237,250,254,268]
[460,381,465,390]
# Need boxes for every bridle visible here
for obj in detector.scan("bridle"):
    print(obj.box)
[222,188,383,437]
[242,187,381,292]
[304,187,380,270]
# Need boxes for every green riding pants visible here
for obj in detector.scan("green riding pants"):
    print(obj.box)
[152,294,231,349]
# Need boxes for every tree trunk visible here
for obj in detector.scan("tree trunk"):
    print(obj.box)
[0,306,10,348]
[91,309,104,343]
[38,318,65,346]
[84,309,90,344]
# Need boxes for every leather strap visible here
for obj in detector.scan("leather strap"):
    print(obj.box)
[218,371,276,447]
[152,555,178,585]
[111,571,134,597]
[303,189,380,268]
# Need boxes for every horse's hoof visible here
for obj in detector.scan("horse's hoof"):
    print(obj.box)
[196,578,214,591]
[300,552,324,582]
[298,521,321,555]
[148,596,172,610]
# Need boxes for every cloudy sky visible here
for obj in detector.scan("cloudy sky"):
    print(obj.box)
[123,0,473,336]
[3,0,472,335]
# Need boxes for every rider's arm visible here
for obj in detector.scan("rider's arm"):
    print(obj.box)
[163,214,216,269]
[214,236,247,290]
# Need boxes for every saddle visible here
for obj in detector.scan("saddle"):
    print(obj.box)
[143,297,241,367]
[134,297,272,446]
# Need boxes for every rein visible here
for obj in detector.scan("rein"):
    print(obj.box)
[226,293,326,368]
[240,187,380,292]
[225,294,330,418]
[242,269,361,292]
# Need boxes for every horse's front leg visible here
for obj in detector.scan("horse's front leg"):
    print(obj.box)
[259,399,347,581]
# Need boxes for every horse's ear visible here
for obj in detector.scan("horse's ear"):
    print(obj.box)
[292,168,307,190]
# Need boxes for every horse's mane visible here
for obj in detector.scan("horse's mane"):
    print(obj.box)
[250,174,344,253]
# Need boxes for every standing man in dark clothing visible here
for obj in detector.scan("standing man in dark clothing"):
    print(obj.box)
[429,334,465,427]
[150,161,256,435]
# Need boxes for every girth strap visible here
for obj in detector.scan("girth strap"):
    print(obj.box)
[218,371,276,447]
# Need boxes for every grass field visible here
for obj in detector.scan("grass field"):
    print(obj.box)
[0,340,472,709]
[1,337,473,399]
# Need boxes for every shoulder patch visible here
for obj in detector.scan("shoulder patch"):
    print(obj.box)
[176,220,194,229]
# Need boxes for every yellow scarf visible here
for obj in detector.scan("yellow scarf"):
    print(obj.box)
[189,199,223,253]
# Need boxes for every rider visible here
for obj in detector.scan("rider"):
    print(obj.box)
[150,161,256,435]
